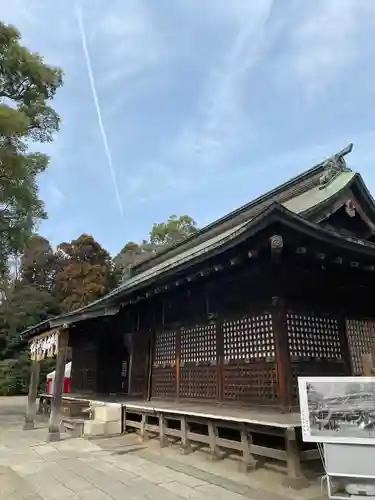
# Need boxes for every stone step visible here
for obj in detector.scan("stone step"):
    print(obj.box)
[83,419,122,437]
[62,418,85,438]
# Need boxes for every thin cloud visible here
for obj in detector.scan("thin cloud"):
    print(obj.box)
[169,1,275,170]
[276,0,375,98]
[88,0,167,88]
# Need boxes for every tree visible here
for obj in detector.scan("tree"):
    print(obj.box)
[113,241,160,284]
[149,214,198,245]
[0,22,63,271]
[55,234,113,311]
[0,281,60,349]
[21,234,60,292]
[0,281,60,395]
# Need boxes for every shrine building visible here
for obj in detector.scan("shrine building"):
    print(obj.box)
[20,144,375,486]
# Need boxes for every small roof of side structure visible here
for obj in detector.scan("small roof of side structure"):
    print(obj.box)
[20,144,375,340]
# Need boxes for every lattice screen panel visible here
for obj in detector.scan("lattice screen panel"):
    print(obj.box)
[223,313,275,362]
[286,312,341,360]
[223,363,278,403]
[153,331,176,367]
[151,367,176,398]
[291,361,347,404]
[181,324,216,365]
[180,366,217,399]
[346,319,375,375]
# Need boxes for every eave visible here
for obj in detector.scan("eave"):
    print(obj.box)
[20,201,375,341]
[21,305,120,341]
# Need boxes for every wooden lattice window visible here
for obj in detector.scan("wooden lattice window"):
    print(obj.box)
[346,319,375,375]
[223,364,278,403]
[223,313,275,362]
[153,331,176,367]
[181,324,216,365]
[286,312,341,360]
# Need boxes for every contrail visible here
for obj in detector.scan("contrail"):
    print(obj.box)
[74,3,124,218]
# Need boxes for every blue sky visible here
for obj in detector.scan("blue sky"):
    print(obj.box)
[3,0,375,255]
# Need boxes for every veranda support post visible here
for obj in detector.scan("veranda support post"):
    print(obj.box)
[47,328,69,442]
[23,360,41,430]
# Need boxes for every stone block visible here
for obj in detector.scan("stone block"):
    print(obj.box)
[105,421,122,435]
[84,420,106,437]
[94,405,122,422]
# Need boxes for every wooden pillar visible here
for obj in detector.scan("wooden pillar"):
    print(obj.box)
[216,317,224,402]
[269,235,292,412]
[283,427,308,489]
[175,328,181,401]
[338,314,352,375]
[239,424,257,472]
[179,415,192,454]
[127,334,134,396]
[146,331,155,401]
[23,360,41,430]
[47,329,69,442]
[140,413,149,441]
[208,420,220,461]
[272,297,293,411]
[159,414,167,447]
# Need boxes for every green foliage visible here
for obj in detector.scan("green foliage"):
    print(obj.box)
[149,214,198,245]
[0,21,63,271]
[113,241,160,284]
[0,354,54,396]
[21,234,60,292]
[0,354,29,395]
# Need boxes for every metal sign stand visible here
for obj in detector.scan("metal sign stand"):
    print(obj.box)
[322,442,375,499]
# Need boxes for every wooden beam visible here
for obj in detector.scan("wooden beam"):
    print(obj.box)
[23,361,41,431]
[46,329,69,442]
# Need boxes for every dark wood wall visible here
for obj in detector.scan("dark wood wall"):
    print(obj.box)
[69,223,375,410]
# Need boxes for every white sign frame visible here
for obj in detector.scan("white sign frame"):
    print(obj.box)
[298,376,375,445]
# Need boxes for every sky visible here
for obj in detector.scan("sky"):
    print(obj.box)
[2,0,375,256]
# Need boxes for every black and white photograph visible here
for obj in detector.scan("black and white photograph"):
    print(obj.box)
[298,377,375,444]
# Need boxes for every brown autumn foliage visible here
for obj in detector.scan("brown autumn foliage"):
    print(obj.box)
[55,234,113,311]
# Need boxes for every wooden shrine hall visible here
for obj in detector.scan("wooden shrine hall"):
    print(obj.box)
[20,143,375,484]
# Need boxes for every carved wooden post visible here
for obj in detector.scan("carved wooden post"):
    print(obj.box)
[47,329,69,442]
[23,360,41,430]
[270,235,293,412]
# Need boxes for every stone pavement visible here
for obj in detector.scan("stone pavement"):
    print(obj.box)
[0,397,326,500]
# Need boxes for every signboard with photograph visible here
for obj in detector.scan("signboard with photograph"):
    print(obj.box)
[298,376,375,444]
